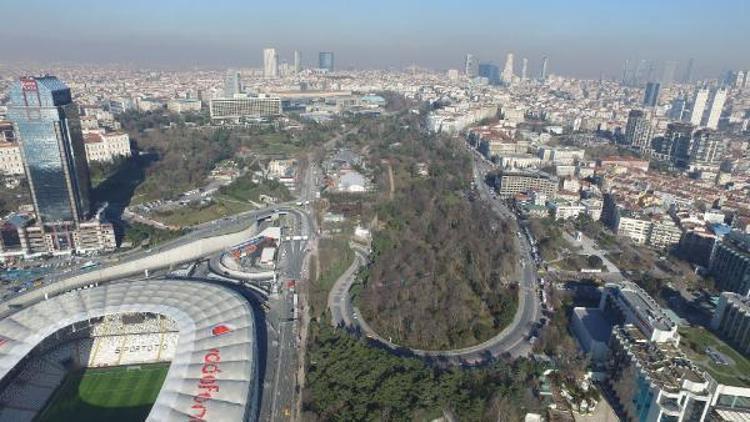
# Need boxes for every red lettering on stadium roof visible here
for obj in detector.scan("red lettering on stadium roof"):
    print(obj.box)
[211,324,233,336]
[20,77,37,92]
[189,348,222,421]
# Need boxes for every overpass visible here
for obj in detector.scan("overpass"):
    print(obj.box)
[0,206,307,316]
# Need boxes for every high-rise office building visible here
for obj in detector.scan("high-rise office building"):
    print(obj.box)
[683,58,695,84]
[540,56,549,81]
[622,59,631,85]
[643,82,661,107]
[224,70,241,97]
[464,54,478,77]
[478,63,500,84]
[634,59,648,85]
[263,48,278,78]
[624,110,653,151]
[690,88,710,126]
[8,76,90,224]
[502,53,514,84]
[318,51,334,72]
[521,57,528,81]
[4,76,115,257]
[293,50,301,73]
[705,88,727,130]
[661,61,677,87]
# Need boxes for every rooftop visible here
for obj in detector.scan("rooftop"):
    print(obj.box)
[615,325,709,393]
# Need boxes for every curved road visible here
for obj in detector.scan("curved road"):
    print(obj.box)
[328,149,542,365]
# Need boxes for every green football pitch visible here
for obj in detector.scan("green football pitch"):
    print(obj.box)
[36,363,170,422]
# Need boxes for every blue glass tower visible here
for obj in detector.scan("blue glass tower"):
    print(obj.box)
[7,76,90,225]
[318,52,334,72]
[478,63,500,84]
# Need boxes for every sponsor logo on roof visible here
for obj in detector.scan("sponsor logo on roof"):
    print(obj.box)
[20,77,38,92]
[211,324,234,336]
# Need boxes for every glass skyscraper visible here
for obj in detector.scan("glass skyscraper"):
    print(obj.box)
[318,52,334,72]
[7,76,91,225]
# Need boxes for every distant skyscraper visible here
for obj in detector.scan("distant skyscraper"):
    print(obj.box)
[643,82,661,107]
[478,63,500,84]
[705,88,727,130]
[464,54,478,77]
[661,61,677,87]
[224,70,241,97]
[263,48,278,78]
[502,53,514,84]
[622,59,631,85]
[683,58,695,84]
[690,88,710,126]
[540,56,549,81]
[624,110,653,151]
[293,50,301,73]
[634,59,648,85]
[318,52,334,72]
[521,58,528,81]
[7,76,90,225]
[734,70,746,89]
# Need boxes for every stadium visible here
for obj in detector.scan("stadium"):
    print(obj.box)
[0,279,258,422]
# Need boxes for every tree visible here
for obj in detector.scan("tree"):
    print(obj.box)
[587,254,603,268]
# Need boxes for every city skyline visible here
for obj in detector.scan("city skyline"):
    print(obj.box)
[3,0,748,79]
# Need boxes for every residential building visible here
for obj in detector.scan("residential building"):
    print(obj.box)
[711,292,750,356]
[0,141,24,176]
[167,98,202,113]
[688,129,725,170]
[83,132,131,162]
[494,170,557,198]
[624,109,653,151]
[537,146,585,164]
[710,231,750,296]
[651,122,693,163]
[705,88,727,130]
[690,88,710,126]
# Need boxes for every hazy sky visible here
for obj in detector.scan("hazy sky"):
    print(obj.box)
[3,0,748,78]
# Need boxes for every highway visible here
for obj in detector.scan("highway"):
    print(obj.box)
[327,143,543,365]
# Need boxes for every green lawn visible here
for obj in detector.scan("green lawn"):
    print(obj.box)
[679,326,750,387]
[153,195,255,227]
[36,363,170,422]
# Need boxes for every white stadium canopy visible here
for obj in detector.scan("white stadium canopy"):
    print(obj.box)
[0,279,258,421]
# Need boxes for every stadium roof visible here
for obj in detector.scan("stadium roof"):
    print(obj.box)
[0,280,257,422]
